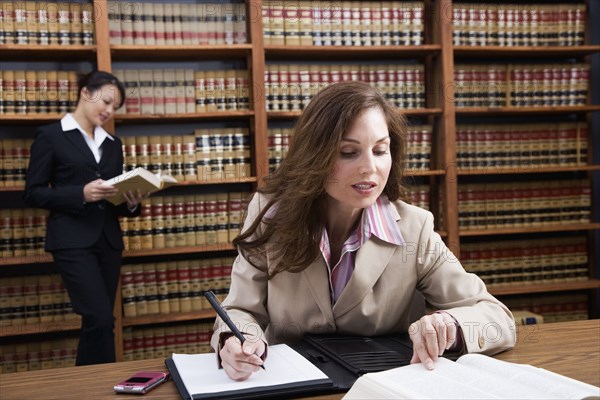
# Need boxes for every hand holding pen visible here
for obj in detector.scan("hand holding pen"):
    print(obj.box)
[204,291,266,381]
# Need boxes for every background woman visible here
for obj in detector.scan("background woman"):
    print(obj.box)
[24,71,146,365]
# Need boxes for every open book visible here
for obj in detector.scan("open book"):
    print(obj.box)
[166,344,334,399]
[343,354,599,399]
[103,167,178,205]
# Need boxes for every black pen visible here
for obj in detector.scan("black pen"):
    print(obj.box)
[204,291,265,370]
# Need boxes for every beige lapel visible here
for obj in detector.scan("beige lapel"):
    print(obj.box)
[333,238,398,317]
[301,258,335,324]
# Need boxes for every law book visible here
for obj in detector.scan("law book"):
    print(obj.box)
[343,353,599,399]
[167,344,333,400]
[103,167,178,205]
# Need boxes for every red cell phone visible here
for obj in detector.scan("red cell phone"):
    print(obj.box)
[113,371,170,395]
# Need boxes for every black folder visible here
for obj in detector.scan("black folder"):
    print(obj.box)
[166,333,457,399]
[290,333,415,391]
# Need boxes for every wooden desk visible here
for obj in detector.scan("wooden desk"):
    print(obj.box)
[1,320,598,400]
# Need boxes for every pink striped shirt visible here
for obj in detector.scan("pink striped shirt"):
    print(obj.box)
[320,195,405,304]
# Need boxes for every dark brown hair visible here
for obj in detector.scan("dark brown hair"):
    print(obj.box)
[77,70,126,109]
[234,81,408,277]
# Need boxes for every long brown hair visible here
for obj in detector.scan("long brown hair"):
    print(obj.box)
[234,81,408,277]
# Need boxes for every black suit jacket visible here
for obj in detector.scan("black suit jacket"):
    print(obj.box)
[24,121,140,251]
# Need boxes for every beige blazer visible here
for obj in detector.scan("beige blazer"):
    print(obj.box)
[211,193,515,356]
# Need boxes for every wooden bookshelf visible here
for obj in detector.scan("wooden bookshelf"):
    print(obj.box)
[0,0,597,369]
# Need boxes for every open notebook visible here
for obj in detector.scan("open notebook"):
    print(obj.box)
[166,344,334,399]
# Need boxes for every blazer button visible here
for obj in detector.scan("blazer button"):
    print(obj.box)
[478,334,485,349]
[95,171,101,178]
[98,204,105,210]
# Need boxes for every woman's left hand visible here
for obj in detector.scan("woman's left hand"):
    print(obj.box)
[409,311,459,370]
[123,189,149,210]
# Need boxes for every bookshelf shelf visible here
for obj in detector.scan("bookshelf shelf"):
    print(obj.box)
[489,279,600,297]
[110,44,253,60]
[455,105,600,116]
[114,110,255,123]
[0,114,77,124]
[267,108,443,119]
[405,169,446,177]
[264,45,442,60]
[457,165,600,176]
[460,223,600,237]
[0,244,236,267]
[0,44,97,61]
[454,45,600,58]
[123,310,217,327]
[0,319,82,338]
[0,177,259,193]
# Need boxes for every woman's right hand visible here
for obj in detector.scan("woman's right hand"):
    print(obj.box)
[220,334,266,381]
[83,179,118,203]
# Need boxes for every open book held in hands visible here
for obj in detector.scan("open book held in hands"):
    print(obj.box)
[103,167,178,205]
[343,353,600,399]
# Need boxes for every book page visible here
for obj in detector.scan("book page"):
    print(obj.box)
[171,344,330,396]
[345,356,599,400]
[457,354,600,399]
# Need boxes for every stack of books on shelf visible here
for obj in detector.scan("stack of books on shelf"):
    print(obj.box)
[265,63,426,111]
[108,1,247,45]
[122,321,213,361]
[120,192,248,251]
[453,3,586,47]
[504,293,588,323]
[0,274,77,327]
[0,138,32,186]
[267,125,432,173]
[454,63,589,108]
[0,70,78,115]
[0,208,48,257]
[461,236,588,286]
[0,1,94,46]
[113,68,251,115]
[120,257,234,318]
[262,0,424,46]
[458,179,591,230]
[456,122,588,170]
[0,337,79,374]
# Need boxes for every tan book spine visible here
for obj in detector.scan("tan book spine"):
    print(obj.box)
[173,196,186,248]
[166,261,180,313]
[175,69,187,114]
[138,69,154,114]
[184,69,196,113]
[153,3,165,45]
[204,194,218,245]
[108,1,122,44]
[184,195,196,246]
[152,69,166,114]
[132,264,148,316]
[177,260,192,313]
[194,194,206,246]
[142,2,155,45]
[139,201,153,250]
[70,3,83,45]
[120,1,134,44]
[121,265,136,317]
[189,263,203,311]
[24,2,37,45]
[155,262,170,314]
[161,69,177,114]
[163,196,175,248]
[143,263,159,315]
[216,192,229,244]
[182,134,196,181]
[13,2,27,45]
[81,1,94,45]
[131,2,145,45]
[194,70,206,113]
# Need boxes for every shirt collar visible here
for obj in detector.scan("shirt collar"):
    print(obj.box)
[320,194,405,258]
[61,113,114,144]
[361,195,405,246]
